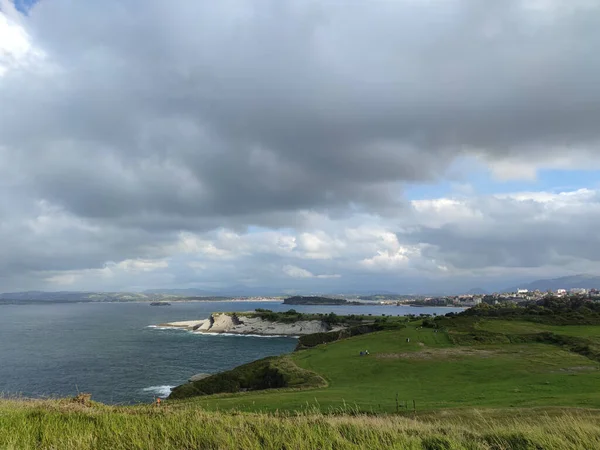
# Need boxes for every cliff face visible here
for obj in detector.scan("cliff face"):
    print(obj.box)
[159,313,340,336]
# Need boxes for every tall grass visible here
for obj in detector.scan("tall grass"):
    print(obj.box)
[1,399,599,449]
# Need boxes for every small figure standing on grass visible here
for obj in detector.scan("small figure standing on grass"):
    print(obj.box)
[406,338,410,343]
[156,397,162,407]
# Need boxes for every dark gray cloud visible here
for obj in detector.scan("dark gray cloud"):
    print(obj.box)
[2,0,599,222]
[1,0,600,290]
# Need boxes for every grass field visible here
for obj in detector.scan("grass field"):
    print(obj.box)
[2,399,600,449]
[476,320,600,343]
[176,322,600,413]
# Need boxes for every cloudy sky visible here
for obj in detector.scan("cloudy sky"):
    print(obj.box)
[1,0,600,295]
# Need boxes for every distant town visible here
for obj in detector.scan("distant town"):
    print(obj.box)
[2,283,600,307]
[346,288,600,308]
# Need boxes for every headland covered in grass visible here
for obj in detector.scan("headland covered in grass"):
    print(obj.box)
[168,297,600,413]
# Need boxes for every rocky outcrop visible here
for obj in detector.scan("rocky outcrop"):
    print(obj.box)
[158,313,343,336]
[188,373,211,382]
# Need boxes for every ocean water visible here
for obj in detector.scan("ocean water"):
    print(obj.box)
[0,301,464,404]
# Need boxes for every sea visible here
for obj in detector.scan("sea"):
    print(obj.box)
[0,301,465,404]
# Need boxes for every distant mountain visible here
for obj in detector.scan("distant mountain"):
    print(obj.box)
[504,274,600,293]
[144,288,220,296]
[0,291,230,303]
[466,288,488,295]
[0,291,160,303]
[145,286,289,297]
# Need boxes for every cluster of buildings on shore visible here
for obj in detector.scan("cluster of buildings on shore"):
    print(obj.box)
[398,288,600,307]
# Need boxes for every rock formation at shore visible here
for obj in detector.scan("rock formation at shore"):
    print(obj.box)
[158,313,341,336]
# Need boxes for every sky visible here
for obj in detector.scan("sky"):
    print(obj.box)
[1,0,600,295]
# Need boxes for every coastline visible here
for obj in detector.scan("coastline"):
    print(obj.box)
[155,313,342,336]
[103,299,284,304]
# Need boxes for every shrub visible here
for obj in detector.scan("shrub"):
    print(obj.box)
[168,356,326,400]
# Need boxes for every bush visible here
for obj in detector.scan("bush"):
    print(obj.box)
[169,356,326,400]
[421,318,437,328]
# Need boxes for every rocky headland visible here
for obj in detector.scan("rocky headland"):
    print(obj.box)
[157,312,344,336]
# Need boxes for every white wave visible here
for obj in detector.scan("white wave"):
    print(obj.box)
[146,325,186,331]
[142,385,174,398]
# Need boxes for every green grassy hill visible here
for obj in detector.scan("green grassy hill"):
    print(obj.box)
[174,320,600,413]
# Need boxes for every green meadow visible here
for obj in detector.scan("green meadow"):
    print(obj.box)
[177,321,600,413]
[476,320,600,343]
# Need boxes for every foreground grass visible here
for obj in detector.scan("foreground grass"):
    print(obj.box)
[181,323,600,413]
[2,399,600,449]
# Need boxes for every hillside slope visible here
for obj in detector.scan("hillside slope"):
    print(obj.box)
[173,319,600,413]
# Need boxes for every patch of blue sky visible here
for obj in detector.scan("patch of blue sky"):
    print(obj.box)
[405,168,600,200]
[12,0,37,14]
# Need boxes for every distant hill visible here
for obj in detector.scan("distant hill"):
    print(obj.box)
[144,288,221,296]
[283,296,352,305]
[0,291,234,304]
[504,275,600,293]
[0,291,164,303]
[466,288,488,295]
[145,286,288,297]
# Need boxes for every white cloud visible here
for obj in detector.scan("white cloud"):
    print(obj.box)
[360,247,416,271]
[20,186,600,292]
[282,265,313,278]
[176,232,240,260]
[0,5,45,76]
[295,231,345,259]
[398,188,600,278]
[114,259,169,272]
[282,265,340,279]
[45,273,78,286]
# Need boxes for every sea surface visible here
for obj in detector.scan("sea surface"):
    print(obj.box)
[0,301,465,404]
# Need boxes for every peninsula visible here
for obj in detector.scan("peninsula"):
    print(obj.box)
[157,310,347,336]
